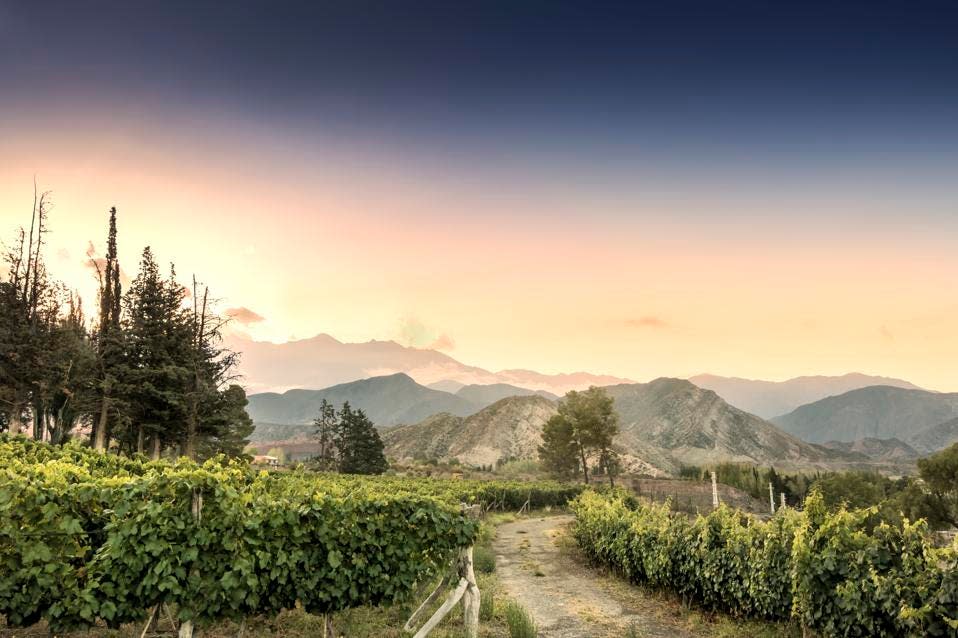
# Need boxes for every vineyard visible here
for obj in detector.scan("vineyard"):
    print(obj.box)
[571,490,958,637]
[0,437,582,633]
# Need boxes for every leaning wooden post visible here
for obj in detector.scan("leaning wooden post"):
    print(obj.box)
[178,488,203,638]
[461,544,480,638]
[408,504,482,638]
[710,471,719,509]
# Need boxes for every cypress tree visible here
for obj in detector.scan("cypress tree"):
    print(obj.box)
[92,207,123,451]
[121,248,192,457]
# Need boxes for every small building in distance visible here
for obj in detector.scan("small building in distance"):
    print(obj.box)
[252,455,281,467]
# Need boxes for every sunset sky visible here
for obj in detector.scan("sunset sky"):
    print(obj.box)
[2,1,958,390]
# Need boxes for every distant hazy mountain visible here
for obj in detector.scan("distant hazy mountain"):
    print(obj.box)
[821,437,919,462]
[689,373,923,419]
[246,373,480,428]
[908,417,958,454]
[384,377,850,474]
[427,380,467,393]
[455,383,558,406]
[229,333,633,395]
[491,369,637,395]
[773,386,958,444]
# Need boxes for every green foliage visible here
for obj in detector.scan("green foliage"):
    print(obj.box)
[473,545,496,574]
[312,398,339,471]
[811,470,904,511]
[0,437,583,632]
[538,414,580,479]
[495,458,541,477]
[1,202,252,459]
[479,589,495,621]
[680,462,819,506]
[539,386,618,484]
[0,438,479,631]
[504,600,537,638]
[571,490,958,637]
[913,443,958,529]
[337,403,388,475]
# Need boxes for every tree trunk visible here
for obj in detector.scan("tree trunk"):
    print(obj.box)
[136,426,145,455]
[9,403,23,436]
[578,446,590,484]
[152,435,162,461]
[94,397,110,452]
[32,406,42,441]
[183,394,198,461]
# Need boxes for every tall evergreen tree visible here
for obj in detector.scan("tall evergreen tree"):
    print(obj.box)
[336,403,388,475]
[120,247,192,457]
[0,190,87,438]
[91,207,124,451]
[313,399,339,471]
[196,384,255,459]
[38,295,97,444]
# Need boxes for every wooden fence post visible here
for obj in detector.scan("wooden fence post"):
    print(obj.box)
[407,504,482,638]
[178,488,203,638]
[710,471,719,509]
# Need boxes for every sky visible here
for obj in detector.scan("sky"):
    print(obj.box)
[2,1,958,390]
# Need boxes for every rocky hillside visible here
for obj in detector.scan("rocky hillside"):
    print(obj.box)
[247,373,479,428]
[821,437,919,461]
[383,395,557,467]
[772,386,958,444]
[605,378,847,468]
[689,373,922,419]
[909,417,958,454]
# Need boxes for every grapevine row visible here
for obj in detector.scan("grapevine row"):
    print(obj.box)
[571,490,958,637]
[0,437,582,631]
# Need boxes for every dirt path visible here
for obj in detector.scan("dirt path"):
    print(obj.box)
[494,515,698,638]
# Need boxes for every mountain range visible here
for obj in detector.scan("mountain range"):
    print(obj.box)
[382,377,855,474]
[246,373,480,428]
[772,385,958,452]
[236,333,954,470]
[689,373,923,419]
[229,333,633,395]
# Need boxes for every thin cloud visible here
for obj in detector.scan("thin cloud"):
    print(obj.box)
[398,315,455,351]
[429,334,456,351]
[224,306,266,325]
[625,316,668,329]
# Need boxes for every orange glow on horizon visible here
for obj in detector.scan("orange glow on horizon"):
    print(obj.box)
[2,108,957,392]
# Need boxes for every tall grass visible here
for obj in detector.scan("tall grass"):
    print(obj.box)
[504,601,537,638]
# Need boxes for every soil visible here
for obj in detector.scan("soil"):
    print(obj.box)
[494,515,701,638]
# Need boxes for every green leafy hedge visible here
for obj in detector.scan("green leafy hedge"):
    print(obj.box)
[571,490,958,637]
